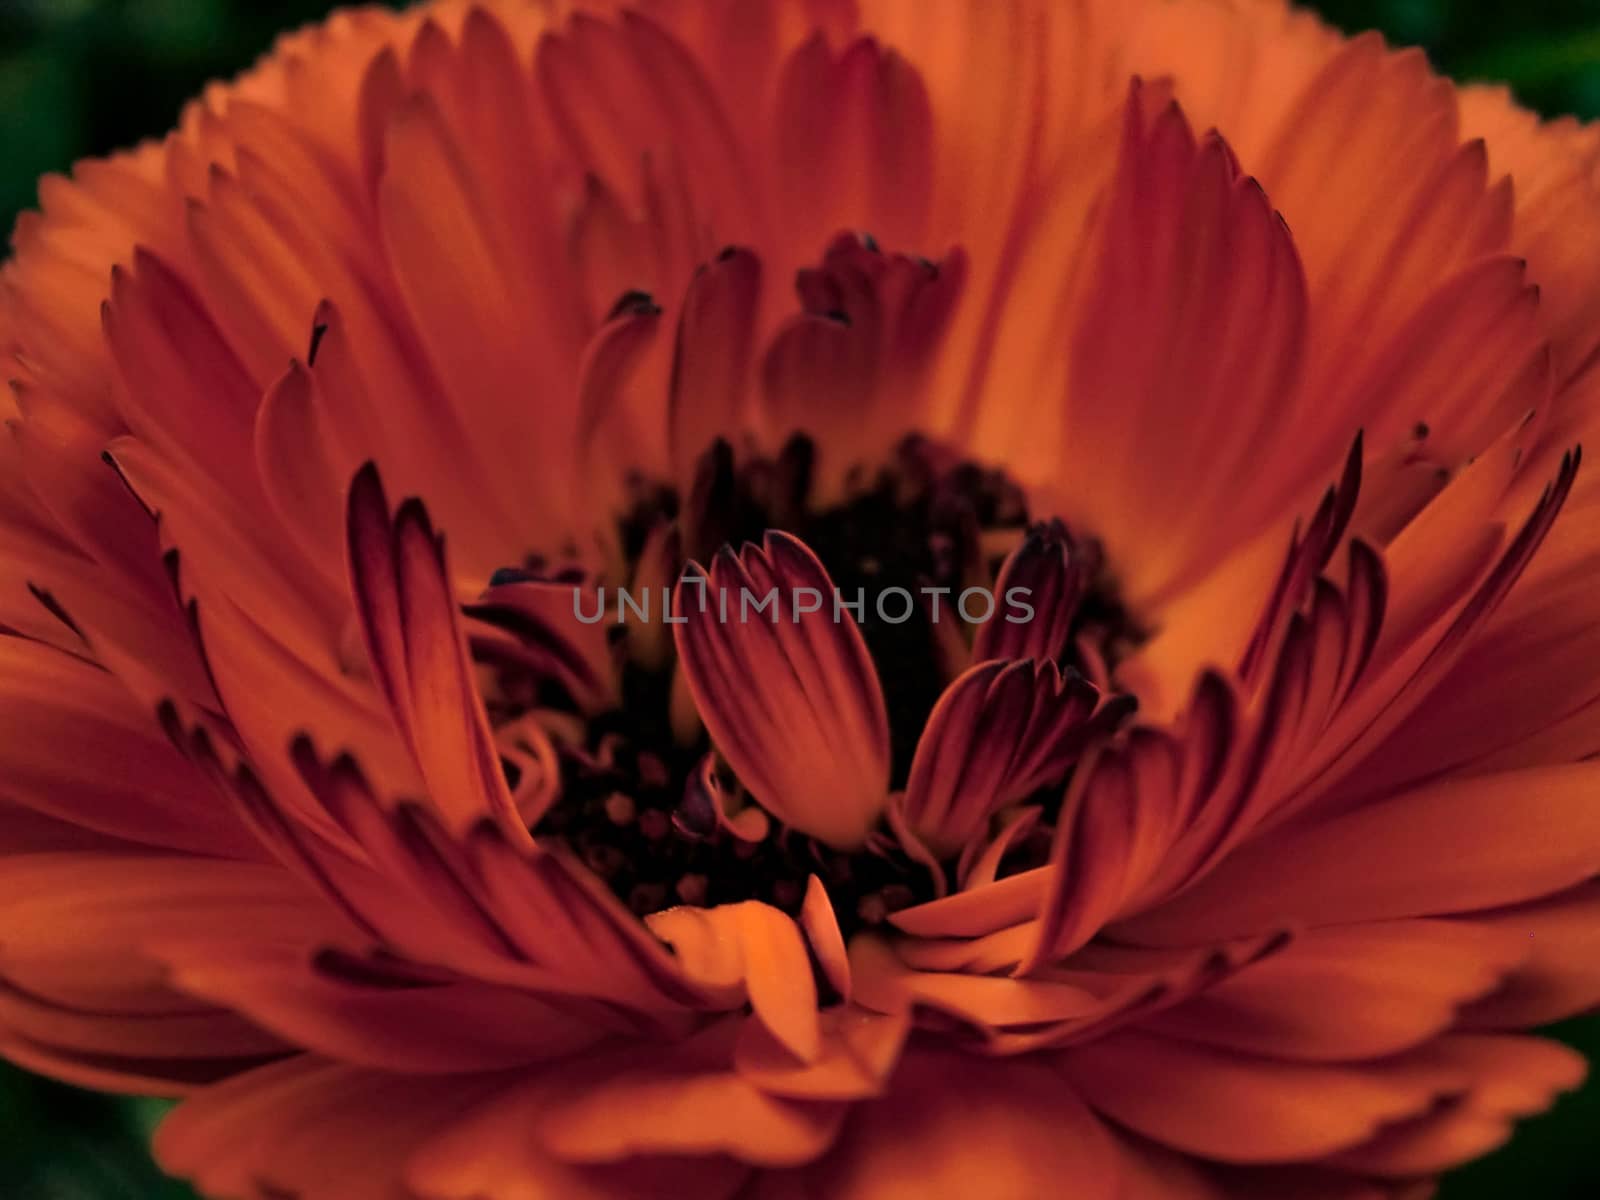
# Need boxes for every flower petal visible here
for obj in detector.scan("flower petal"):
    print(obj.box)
[887,867,1049,939]
[345,463,526,842]
[673,531,889,848]
[799,875,851,1003]
[763,235,967,494]
[849,934,1104,1033]
[772,36,935,258]
[648,901,821,1062]
[1117,762,1600,946]
[0,637,258,858]
[1143,920,1525,1061]
[160,942,609,1074]
[534,1024,846,1168]
[470,821,703,1011]
[1058,1030,1454,1164]
[806,1047,1118,1200]
[734,1007,909,1101]
[412,1071,752,1200]
[464,575,621,717]
[670,247,763,484]
[970,519,1083,663]
[1455,882,1600,1027]
[1052,85,1311,609]
[156,1055,510,1200]
[900,657,1104,857]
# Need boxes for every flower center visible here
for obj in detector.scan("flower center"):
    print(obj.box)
[479,435,1143,934]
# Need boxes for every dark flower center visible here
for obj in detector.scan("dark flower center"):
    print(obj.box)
[482,435,1143,934]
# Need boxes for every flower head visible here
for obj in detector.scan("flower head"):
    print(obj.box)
[4,0,1600,1196]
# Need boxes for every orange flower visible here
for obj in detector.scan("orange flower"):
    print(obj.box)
[5,0,1600,1195]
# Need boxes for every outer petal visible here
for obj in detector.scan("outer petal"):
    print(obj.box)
[0,636,260,859]
[1323,1034,1586,1178]
[1117,762,1600,945]
[804,1046,1118,1199]
[1461,82,1600,377]
[1143,920,1525,1060]
[159,942,611,1074]
[1455,882,1600,1027]
[414,1083,752,1200]
[155,1055,508,1200]
[0,854,338,1091]
[1058,1031,1454,1164]
[531,1023,846,1168]
[771,36,935,260]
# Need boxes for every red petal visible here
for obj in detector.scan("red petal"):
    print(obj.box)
[1053,86,1311,609]
[970,519,1083,663]
[345,463,526,842]
[807,1047,1118,1199]
[1059,1030,1453,1164]
[673,531,889,848]
[1118,762,1600,946]
[900,658,1102,857]
[647,901,821,1062]
[671,247,762,483]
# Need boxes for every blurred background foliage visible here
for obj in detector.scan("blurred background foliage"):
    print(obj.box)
[3,0,1600,1195]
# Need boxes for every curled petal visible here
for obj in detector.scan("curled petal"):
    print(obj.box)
[464,575,620,715]
[648,901,821,1063]
[971,519,1085,663]
[1024,671,1244,971]
[800,875,851,1004]
[673,531,889,848]
[345,463,526,843]
[899,658,1106,858]
[682,754,772,843]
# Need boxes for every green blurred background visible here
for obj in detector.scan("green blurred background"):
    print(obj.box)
[3,0,1600,1195]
